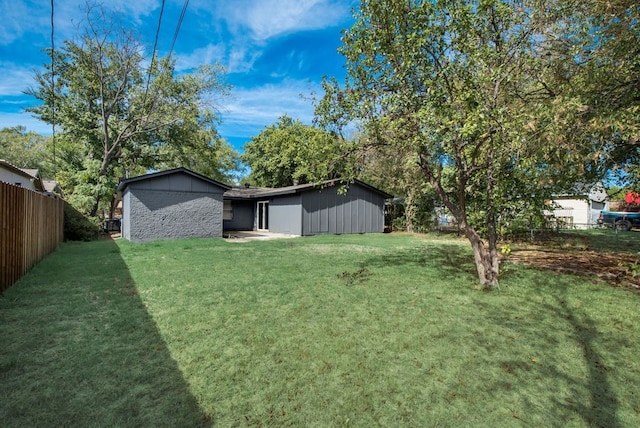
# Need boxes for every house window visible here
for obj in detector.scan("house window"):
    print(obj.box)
[223,200,233,220]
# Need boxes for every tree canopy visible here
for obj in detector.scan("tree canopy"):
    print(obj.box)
[242,115,356,187]
[316,0,631,288]
[26,6,239,216]
[553,0,640,187]
[0,126,52,176]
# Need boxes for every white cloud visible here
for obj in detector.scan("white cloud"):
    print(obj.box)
[220,0,350,42]
[175,43,227,71]
[0,63,37,97]
[218,79,320,141]
[108,0,159,22]
[169,0,355,78]
[0,1,33,45]
[226,47,263,74]
[1,1,161,46]
[247,0,347,40]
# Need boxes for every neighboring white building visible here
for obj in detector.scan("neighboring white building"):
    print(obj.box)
[546,183,608,229]
[0,159,44,192]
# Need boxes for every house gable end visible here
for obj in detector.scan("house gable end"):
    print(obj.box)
[0,160,44,191]
[118,168,231,194]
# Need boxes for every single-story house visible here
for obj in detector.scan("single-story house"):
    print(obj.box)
[118,168,392,242]
[224,180,392,236]
[117,168,231,242]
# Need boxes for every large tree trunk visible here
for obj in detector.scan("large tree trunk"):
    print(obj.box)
[404,188,417,233]
[108,196,118,220]
[427,181,501,288]
[463,225,500,289]
[89,195,102,218]
[420,153,501,289]
[89,148,117,218]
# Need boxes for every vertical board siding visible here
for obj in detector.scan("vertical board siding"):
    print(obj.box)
[301,184,386,235]
[0,181,64,292]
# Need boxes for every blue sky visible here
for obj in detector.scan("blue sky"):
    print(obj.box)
[0,0,357,151]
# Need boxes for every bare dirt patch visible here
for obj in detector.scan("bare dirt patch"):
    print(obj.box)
[508,248,640,289]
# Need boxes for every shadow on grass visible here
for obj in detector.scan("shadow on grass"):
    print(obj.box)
[522,229,640,255]
[477,279,623,427]
[580,229,640,254]
[0,238,210,426]
[363,242,478,279]
[553,295,621,427]
[363,240,622,425]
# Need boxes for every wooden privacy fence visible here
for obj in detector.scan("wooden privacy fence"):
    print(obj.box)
[1,181,64,292]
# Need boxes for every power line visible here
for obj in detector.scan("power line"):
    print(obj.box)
[50,0,55,171]
[169,0,190,58]
[150,0,165,68]
[144,0,166,99]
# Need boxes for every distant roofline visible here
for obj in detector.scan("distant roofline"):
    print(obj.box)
[0,159,45,191]
[116,169,393,200]
[0,159,37,180]
[224,179,393,200]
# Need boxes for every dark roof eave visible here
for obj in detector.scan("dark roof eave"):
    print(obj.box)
[0,159,39,181]
[116,170,393,200]
[0,160,45,191]
[224,179,393,200]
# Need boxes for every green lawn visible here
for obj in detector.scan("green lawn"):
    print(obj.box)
[1,233,639,426]
[518,228,640,254]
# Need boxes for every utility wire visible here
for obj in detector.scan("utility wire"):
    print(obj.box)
[169,0,190,59]
[144,0,165,100]
[151,0,165,65]
[50,0,56,171]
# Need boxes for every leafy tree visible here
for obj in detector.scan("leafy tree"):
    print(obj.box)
[26,6,237,216]
[317,80,439,234]
[550,0,640,187]
[0,126,52,176]
[317,0,589,288]
[156,129,241,184]
[242,115,356,187]
[356,136,435,232]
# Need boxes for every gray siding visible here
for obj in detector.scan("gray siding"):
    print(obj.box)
[301,183,385,235]
[127,189,223,242]
[122,171,227,242]
[131,172,220,193]
[224,200,254,231]
[122,190,131,240]
[268,195,302,235]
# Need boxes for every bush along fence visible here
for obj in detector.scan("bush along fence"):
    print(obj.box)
[1,181,64,292]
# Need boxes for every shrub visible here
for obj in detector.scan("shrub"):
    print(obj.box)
[63,202,102,241]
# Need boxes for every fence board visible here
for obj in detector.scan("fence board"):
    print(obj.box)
[0,181,64,292]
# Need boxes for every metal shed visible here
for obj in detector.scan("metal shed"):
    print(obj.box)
[118,168,230,242]
[224,180,391,236]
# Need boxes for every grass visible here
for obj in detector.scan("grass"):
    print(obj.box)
[1,232,640,426]
[562,228,640,254]
[507,227,640,254]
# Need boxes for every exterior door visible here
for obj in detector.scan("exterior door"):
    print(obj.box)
[257,201,269,231]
